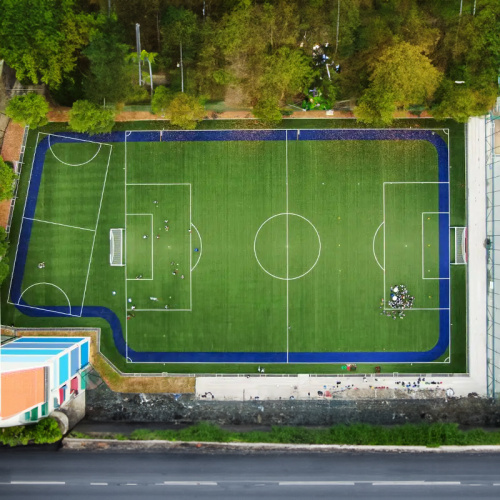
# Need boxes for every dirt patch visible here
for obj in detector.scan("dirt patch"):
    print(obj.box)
[8,328,195,394]
[1,121,24,162]
[0,199,11,228]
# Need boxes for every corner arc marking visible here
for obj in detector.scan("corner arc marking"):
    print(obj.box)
[373,221,385,271]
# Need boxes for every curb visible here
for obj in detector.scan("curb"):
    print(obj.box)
[62,438,500,453]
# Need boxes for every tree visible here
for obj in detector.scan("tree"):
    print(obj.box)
[83,16,135,105]
[151,86,174,116]
[368,42,442,108]
[167,93,205,129]
[0,227,10,285]
[252,95,283,125]
[0,156,17,202]
[0,0,94,88]
[5,94,49,128]
[68,100,116,135]
[354,88,396,127]
[433,80,497,123]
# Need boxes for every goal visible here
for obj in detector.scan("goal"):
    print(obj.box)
[452,227,467,265]
[110,228,124,266]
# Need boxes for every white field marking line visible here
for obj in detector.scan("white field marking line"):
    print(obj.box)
[253,213,321,281]
[372,222,384,271]
[286,130,289,363]
[129,308,192,312]
[8,303,79,317]
[126,214,154,280]
[190,223,203,271]
[80,145,113,315]
[8,131,40,304]
[40,131,111,147]
[383,182,447,307]
[422,212,449,280]
[124,133,128,362]
[47,134,102,167]
[126,183,191,186]
[23,217,95,233]
[190,183,192,310]
[19,282,72,315]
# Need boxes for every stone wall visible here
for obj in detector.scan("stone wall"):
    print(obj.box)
[86,384,500,427]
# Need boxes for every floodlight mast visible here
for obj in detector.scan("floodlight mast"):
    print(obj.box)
[180,40,184,93]
[136,23,142,86]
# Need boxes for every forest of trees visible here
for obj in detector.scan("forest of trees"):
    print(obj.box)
[0,0,498,126]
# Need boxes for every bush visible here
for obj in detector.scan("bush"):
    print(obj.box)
[0,418,62,447]
[0,156,16,202]
[6,93,49,128]
[167,93,205,130]
[69,100,116,135]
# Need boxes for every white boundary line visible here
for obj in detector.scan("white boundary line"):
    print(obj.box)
[130,309,192,312]
[80,144,113,314]
[8,131,40,304]
[47,134,102,167]
[23,217,94,233]
[125,132,128,362]
[190,223,203,271]
[125,213,154,280]
[19,282,72,315]
[383,182,450,312]
[422,212,449,280]
[39,132,112,147]
[126,183,191,186]
[286,130,289,363]
[372,222,384,271]
[190,183,192,310]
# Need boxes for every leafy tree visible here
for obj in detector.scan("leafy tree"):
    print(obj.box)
[5,94,49,128]
[0,0,94,88]
[151,86,174,116]
[68,100,116,135]
[354,88,396,127]
[433,80,497,122]
[83,16,134,105]
[167,93,205,129]
[253,95,283,125]
[0,157,17,202]
[259,48,315,105]
[368,42,442,108]
[0,227,10,285]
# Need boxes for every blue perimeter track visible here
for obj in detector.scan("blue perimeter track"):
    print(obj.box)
[10,129,450,364]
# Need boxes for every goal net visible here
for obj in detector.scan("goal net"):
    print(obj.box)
[110,228,124,266]
[453,227,467,264]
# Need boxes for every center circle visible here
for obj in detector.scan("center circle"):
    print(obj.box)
[254,213,321,280]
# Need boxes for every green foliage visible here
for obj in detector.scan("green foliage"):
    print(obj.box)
[0,0,94,88]
[0,418,62,447]
[355,88,396,127]
[77,422,500,447]
[0,226,10,285]
[6,94,49,128]
[166,93,205,129]
[433,80,498,122]
[83,15,135,105]
[368,42,443,108]
[151,86,174,115]
[0,157,17,202]
[253,96,283,125]
[69,100,116,135]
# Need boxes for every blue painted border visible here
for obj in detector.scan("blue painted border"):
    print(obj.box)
[10,129,449,363]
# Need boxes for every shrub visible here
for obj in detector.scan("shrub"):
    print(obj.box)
[0,418,62,447]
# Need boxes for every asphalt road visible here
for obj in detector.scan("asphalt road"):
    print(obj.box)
[1,448,500,499]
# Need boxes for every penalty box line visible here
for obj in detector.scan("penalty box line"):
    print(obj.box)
[422,212,450,281]
[383,182,450,312]
[125,213,154,280]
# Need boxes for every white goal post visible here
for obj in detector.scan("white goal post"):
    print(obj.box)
[452,226,467,265]
[110,228,124,266]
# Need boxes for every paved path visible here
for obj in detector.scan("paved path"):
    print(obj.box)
[0,448,499,499]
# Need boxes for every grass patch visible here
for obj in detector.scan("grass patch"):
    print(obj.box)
[0,418,62,447]
[68,422,500,447]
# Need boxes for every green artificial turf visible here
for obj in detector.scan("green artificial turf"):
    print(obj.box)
[1,121,467,374]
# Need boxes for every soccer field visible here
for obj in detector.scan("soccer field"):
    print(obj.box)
[7,128,466,369]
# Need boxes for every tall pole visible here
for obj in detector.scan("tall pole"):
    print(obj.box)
[180,40,184,93]
[459,0,463,16]
[335,0,340,54]
[136,23,142,86]
[148,57,154,97]
[108,0,111,16]
[473,0,477,15]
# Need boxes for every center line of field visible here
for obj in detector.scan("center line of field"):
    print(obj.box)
[286,130,289,363]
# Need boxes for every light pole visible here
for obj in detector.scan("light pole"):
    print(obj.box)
[136,23,142,86]
[180,40,184,93]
